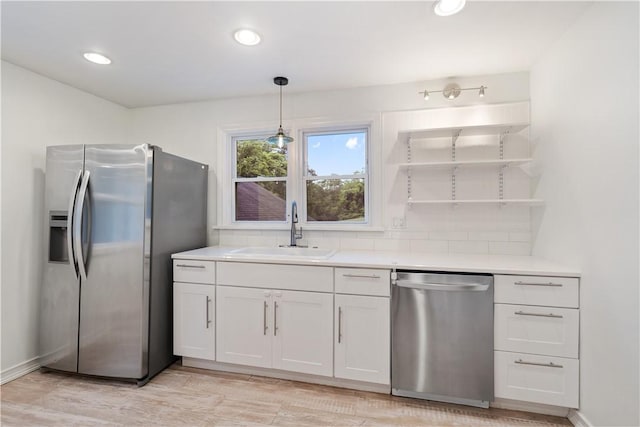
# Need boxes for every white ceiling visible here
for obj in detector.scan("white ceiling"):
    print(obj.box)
[1,1,592,108]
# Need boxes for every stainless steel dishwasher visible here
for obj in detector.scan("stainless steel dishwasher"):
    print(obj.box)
[391,271,494,408]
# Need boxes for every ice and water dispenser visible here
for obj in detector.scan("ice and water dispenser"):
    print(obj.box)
[48,210,69,263]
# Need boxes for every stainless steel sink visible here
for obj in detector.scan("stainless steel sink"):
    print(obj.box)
[224,246,336,260]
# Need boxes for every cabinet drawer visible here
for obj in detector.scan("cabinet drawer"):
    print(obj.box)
[173,260,216,284]
[335,268,390,297]
[494,304,578,358]
[495,275,579,308]
[495,351,578,408]
[217,262,333,293]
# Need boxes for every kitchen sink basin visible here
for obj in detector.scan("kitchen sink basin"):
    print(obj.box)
[224,246,336,260]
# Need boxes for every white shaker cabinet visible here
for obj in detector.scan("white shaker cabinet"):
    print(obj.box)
[272,290,333,376]
[173,282,215,360]
[333,267,391,385]
[216,285,273,368]
[494,274,580,408]
[216,284,334,377]
[334,294,390,384]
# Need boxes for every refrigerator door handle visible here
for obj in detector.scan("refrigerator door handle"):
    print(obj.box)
[74,171,91,281]
[67,170,83,279]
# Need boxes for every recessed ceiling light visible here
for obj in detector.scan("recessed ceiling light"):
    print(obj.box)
[433,0,466,16]
[83,52,111,65]
[234,29,261,46]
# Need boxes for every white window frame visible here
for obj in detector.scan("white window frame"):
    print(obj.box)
[231,133,290,225]
[301,126,370,226]
[217,115,382,231]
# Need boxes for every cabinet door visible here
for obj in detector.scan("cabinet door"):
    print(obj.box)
[173,283,215,360]
[272,290,333,376]
[216,286,272,368]
[334,294,390,385]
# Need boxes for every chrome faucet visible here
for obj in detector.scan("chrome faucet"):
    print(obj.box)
[289,201,303,246]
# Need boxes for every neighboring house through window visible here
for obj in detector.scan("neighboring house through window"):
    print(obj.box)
[233,137,287,221]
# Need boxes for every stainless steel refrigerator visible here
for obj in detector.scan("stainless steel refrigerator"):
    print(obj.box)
[40,144,208,384]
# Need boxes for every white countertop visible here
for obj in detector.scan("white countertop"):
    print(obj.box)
[172,246,580,277]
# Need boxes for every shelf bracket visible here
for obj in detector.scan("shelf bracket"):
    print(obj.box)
[498,132,507,200]
[451,166,458,201]
[451,129,461,161]
[407,137,412,202]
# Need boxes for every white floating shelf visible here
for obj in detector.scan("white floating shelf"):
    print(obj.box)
[398,158,533,170]
[400,123,530,140]
[407,199,545,206]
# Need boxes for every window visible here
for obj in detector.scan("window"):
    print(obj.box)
[304,129,368,223]
[233,137,288,222]
[226,123,372,227]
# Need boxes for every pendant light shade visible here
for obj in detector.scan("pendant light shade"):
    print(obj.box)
[266,76,293,148]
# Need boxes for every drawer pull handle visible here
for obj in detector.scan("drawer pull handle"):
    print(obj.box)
[514,281,562,287]
[514,311,564,319]
[342,274,381,279]
[515,359,563,369]
[176,264,206,269]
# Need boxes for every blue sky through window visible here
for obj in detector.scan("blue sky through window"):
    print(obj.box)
[307,131,366,176]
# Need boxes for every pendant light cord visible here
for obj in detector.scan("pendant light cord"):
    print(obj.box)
[279,84,283,128]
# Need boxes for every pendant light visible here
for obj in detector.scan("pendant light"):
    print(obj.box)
[266,76,293,148]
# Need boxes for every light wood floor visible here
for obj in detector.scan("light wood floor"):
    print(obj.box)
[1,362,572,426]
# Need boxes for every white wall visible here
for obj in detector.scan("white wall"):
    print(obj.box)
[0,61,129,376]
[129,72,532,254]
[530,3,639,426]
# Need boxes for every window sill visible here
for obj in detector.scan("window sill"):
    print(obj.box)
[213,224,385,232]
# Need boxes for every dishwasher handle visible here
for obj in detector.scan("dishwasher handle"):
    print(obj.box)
[394,280,489,292]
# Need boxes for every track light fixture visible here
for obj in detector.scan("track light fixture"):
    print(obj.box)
[419,83,487,100]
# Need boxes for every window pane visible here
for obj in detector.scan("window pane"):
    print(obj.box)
[307,131,366,177]
[235,181,286,221]
[306,179,365,222]
[236,139,287,178]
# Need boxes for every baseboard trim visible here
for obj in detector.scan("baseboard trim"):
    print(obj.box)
[181,357,390,394]
[568,409,593,427]
[491,398,570,417]
[1,357,41,385]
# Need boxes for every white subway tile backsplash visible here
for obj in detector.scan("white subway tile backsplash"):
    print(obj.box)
[410,240,449,254]
[449,240,489,255]
[219,233,248,247]
[374,238,410,252]
[428,231,468,241]
[488,241,530,256]
[340,238,376,251]
[385,231,430,240]
[468,231,509,241]
[509,232,532,242]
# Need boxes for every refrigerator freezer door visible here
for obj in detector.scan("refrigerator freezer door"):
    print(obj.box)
[40,145,84,372]
[77,144,152,379]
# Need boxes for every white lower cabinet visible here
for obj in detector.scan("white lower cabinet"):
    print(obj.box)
[216,285,333,376]
[495,350,579,408]
[494,274,580,410]
[173,282,215,360]
[272,290,333,376]
[216,286,273,368]
[334,294,390,384]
